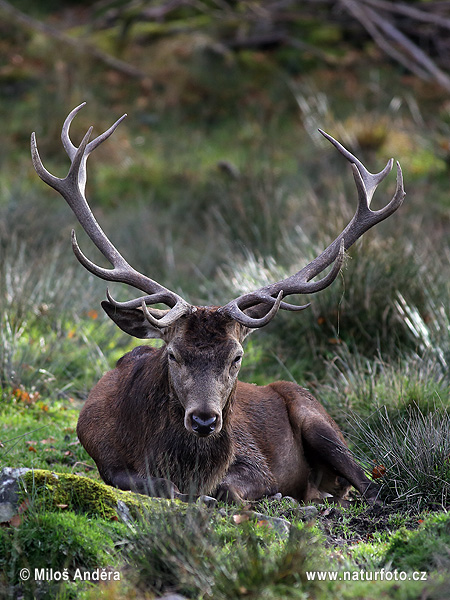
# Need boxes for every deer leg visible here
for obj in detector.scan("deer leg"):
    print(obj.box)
[301,418,379,503]
[100,468,192,502]
[214,456,278,503]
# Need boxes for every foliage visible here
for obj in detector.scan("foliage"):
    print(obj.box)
[1,1,450,599]
[0,238,137,400]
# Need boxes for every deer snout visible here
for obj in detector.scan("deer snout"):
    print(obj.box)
[189,412,220,437]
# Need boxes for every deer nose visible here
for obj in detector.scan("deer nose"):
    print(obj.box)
[191,413,218,437]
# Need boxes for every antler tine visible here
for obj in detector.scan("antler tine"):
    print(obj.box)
[32,104,193,325]
[220,132,405,328]
[318,129,393,205]
[221,239,344,328]
[61,102,128,196]
[61,102,87,160]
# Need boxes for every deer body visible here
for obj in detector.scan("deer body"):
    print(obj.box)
[32,104,405,505]
[77,308,375,503]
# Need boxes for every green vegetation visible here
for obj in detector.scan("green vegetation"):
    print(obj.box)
[1,1,450,598]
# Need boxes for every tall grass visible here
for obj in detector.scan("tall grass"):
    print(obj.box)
[347,404,450,511]
[0,236,123,400]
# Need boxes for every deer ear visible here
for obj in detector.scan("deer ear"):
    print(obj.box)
[101,301,165,340]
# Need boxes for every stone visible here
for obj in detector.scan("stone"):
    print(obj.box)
[196,495,218,508]
[239,511,291,539]
[0,467,30,523]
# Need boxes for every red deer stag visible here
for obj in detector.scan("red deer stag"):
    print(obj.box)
[31,104,404,504]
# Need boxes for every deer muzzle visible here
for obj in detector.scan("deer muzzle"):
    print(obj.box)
[185,409,222,437]
[191,413,218,436]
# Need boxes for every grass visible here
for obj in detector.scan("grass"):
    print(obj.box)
[346,403,450,512]
[0,508,126,600]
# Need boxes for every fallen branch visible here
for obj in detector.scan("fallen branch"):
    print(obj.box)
[340,0,450,93]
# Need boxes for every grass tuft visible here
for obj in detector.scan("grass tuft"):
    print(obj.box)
[347,403,450,511]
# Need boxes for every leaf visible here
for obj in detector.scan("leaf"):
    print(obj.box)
[9,514,22,527]
[28,446,37,453]
[18,498,30,514]
[233,513,250,524]
[371,464,386,479]
[256,519,271,528]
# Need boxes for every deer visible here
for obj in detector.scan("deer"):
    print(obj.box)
[31,103,404,505]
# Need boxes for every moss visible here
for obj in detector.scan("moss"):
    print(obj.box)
[21,469,184,522]
[0,510,126,600]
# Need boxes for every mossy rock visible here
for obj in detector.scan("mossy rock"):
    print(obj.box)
[20,469,185,522]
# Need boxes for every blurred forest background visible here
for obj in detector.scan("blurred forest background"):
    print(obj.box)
[1,0,450,419]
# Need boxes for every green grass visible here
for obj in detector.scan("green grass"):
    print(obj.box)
[0,394,97,478]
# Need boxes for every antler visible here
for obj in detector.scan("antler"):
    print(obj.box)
[31,105,405,333]
[31,103,194,327]
[219,130,405,327]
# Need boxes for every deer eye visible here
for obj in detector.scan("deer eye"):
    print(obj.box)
[232,354,243,366]
[167,350,178,363]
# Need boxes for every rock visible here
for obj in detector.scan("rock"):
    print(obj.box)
[268,492,283,501]
[253,512,291,538]
[299,505,319,520]
[0,467,189,524]
[0,467,30,523]
[282,495,299,505]
[116,499,133,524]
[196,495,218,508]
